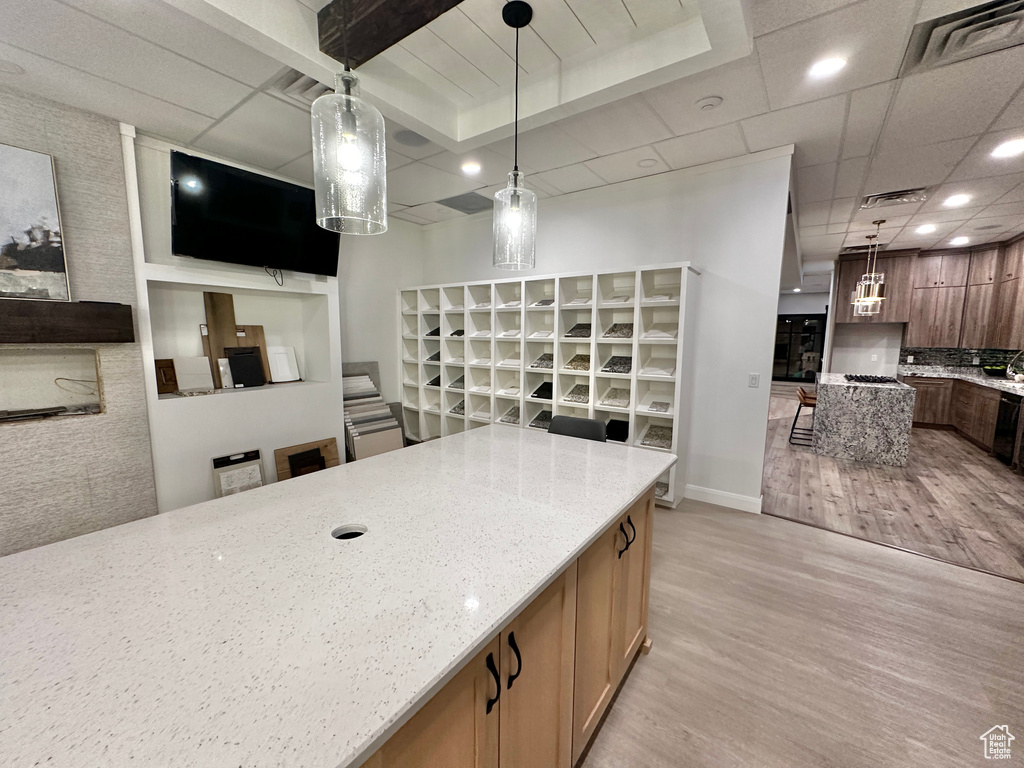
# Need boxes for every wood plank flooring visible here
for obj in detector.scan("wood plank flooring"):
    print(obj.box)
[584,503,1024,767]
[761,403,1024,581]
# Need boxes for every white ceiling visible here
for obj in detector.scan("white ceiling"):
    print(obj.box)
[2,0,1024,293]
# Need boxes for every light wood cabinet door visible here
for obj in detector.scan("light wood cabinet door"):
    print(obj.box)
[879,255,914,323]
[969,248,1000,285]
[617,492,654,670]
[1003,240,1023,281]
[499,564,577,768]
[960,283,995,348]
[973,392,1000,450]
[993,278,1021,350]
[906,288,938,347]
[572,522,625,764]
[939,252,970,287]
[934,286,966,346]
[906,378,952,425]
[363,639,500,768]
[913,254,943,288]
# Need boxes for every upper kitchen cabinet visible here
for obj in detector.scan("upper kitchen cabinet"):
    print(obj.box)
[835,254,914,324]
[1001,239,1024,281]
[912,250,970,288]
[968,248,1000,285]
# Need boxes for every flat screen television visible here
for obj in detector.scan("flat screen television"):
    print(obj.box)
[170,151,340,277]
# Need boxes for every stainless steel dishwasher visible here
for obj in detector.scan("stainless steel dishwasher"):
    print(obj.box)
[994,392,1021,465]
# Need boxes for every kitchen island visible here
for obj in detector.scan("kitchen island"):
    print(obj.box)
[812,373,916,466]
[0,425,674,768]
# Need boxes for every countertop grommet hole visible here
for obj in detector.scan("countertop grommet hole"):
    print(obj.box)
[331,524,368,540]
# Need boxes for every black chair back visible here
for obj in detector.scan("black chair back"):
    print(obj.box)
[548,415,607,442]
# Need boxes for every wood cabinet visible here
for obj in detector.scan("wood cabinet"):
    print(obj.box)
[951,380,1001,450]
[1002,239,1023,280]
[961,282,997,348]
[365,489,656,768]
[906,377,952,425]
[992,277,1024,350]
[912,251,969,288]
[906,286,966,347]
[969,247,1000,285]
[363,639,500,768]
[835,255,914,323]
[499,564,577,768]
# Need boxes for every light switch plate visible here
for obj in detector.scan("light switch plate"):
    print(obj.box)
[748,373,760,388]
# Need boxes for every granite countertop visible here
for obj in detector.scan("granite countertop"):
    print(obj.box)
[899,365,1024,396]
[0,426,675,768]
[818,372,913,390]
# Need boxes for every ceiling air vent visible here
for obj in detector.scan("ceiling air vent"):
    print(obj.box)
[860,187,930,209]
[900,0,1024,76]
[438,192,493,215]
[841,243,889,255]
[267,68,331,108]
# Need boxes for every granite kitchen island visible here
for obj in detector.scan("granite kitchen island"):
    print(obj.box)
[812,373,916,467]
[0,425,674,768]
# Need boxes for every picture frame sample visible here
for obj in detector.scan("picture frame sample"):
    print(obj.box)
[0,143,70,301]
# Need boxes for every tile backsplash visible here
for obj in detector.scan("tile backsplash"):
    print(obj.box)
[899,347,1021,366]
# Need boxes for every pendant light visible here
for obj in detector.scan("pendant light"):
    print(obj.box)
[493,1,537,271]
[851,219,886,316]
[311,0,387,235]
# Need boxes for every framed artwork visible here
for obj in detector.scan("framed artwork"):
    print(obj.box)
[0,143,70,301]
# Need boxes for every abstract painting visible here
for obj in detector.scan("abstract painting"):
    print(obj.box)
[0,143,69,300]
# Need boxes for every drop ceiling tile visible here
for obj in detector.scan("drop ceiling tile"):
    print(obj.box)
[946,129,1024,181]
[798,201,832,227]
[956,216,1020,235]
[800,225,830,237]
[890,221,960,244]
[916,175,1024,213]
[990,82,1024,132]
[641,55,771,136]
[974,201,1024,219]
[421,148,517,186]
[863,136,975,194]
[835,157,869,198]
[908,207,986,225]
[0,41,213,144]
[877,45,1024,154]
[387,122,445,160]
[0,0,252,118]
[826,222,849,234]
[847,216,911,232]
[843,228,897,247]
[799,233,847,257]
[192,93,312,170]
[796,163,837,204]
[276,153,313,186]
[60,0,283,88]
[750,0,862,36]
[829,197,858,224]
[998,181,1024,203]
[403,202,468,223]
[475,181,553,200]
[490,123,598,172]
[387,148,414,171]
[584,146,670,184]
[386,162,482,207]
[558,96,672,156]
[533,164,606,195]
[390,210,433,225]
[754,0,917,110]
[652,123,748,170]
[842,81,895,160]
[741,95,845,167]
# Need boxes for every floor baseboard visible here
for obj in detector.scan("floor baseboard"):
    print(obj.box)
[684,484,762,513]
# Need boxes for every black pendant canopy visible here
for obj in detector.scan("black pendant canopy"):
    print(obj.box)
[502,1,533,28]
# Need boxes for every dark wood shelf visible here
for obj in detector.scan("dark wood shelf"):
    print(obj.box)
[0,300,134,344]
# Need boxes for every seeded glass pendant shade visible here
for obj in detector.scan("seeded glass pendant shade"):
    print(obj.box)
[311,71,387,235]
[850,220,886,316]
[493,1,536,271]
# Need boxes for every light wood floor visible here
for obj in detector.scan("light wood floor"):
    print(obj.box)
[584,503,1024,767]
[761,403,1024,582]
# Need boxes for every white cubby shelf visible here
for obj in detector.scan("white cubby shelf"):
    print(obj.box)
[398,262,698,507]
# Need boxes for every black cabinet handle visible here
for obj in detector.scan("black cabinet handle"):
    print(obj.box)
[618,523,630,558]
[507,631,522,690]
[626,515,637,547]
[485,652,500,714]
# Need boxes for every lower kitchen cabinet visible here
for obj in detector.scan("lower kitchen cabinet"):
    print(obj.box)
[906,377,952,425]
[364,489,655,768]
[952,380,1001,450]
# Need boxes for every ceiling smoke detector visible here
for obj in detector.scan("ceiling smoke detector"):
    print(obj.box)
[695,96,723,111]
[860,187,930,209]
[900,0,1024,77]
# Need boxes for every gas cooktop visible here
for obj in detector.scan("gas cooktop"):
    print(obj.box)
[844,374,898,384]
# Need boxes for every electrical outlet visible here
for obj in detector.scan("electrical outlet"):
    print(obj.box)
[748,373,760,388]
[973,355,981,365]
[907,355,914,363]
[871,354,878,362]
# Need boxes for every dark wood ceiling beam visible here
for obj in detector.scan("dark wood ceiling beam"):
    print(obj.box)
[318,0,468,69]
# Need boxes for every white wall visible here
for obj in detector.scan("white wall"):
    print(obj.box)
[778,292,829,315]
[830,324,905,376]
[339,149,793,510]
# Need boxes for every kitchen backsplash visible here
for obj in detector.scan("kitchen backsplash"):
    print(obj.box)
[899,347,1021,367]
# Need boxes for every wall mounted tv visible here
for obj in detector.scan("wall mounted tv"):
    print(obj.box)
[170,151,340,277]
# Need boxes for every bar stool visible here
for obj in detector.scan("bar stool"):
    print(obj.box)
[789,386,816,446]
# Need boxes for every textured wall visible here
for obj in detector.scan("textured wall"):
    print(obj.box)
[0,86,157,556]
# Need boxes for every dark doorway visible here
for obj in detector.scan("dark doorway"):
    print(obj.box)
[772,313,826,382]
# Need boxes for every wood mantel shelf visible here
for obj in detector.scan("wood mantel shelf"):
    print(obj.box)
[0,300,134,344]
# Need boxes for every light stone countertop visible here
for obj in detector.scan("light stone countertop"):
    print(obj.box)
[0,425,674,768]
[818,372,913,390]
[899,365,1024,396]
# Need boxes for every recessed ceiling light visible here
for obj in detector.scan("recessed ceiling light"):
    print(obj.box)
[950,236,969,245]
[808,57,847,78]
[943,194,971,207]
[637,158,659,168]
[992,138,1024,158]
[916,224,936,234]
[460,161,481,175]
[793,288,802,293]
[0,58,25,75]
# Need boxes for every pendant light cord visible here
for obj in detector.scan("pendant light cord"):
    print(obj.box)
[513,27,520,172]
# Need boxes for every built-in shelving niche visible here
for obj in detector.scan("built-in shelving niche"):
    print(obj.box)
[0,347,102,423]
[399,263,697,507]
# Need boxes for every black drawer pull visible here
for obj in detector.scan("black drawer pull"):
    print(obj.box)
[626,515,637,548]
[486,652,500,714]
[507,631,522,689]
[618,523,630,558]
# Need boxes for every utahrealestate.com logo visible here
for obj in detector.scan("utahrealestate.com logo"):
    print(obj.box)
[980,726,1014,759]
